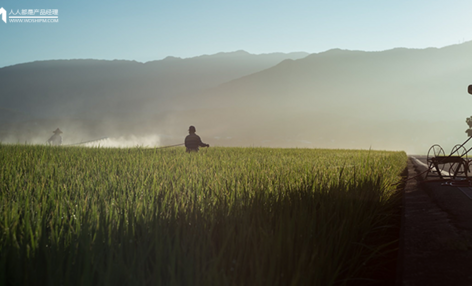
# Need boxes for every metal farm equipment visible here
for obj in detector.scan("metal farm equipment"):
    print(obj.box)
[426,140,471,179]
[426,85,472,179]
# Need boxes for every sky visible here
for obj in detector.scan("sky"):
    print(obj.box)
[1,0,472,68]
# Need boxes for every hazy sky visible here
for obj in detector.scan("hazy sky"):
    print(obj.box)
[1,0,472,68]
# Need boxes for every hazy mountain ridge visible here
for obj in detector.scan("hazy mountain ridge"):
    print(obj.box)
[1,43,472,153]
[173,42,472,153]
[0,51,309,144]
[0,51,309,120]
[201,42,472,116]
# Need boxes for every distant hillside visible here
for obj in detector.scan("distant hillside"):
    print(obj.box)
[1,44,472,153]
[165,42,472,153]
[0,51,308,121]
[0,51,308,144]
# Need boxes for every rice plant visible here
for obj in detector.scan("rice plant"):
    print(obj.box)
[0,144,407,285]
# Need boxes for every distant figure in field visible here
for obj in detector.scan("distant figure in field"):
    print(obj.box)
[185,126,209,152]
[47,128,63,146]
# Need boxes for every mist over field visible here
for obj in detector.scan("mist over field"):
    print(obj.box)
[1,43,472,153]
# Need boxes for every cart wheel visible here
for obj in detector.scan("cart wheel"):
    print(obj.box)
[427,144,445,162]
[448,161,467,178]
[450,144,467,157]
[427,144,445,173]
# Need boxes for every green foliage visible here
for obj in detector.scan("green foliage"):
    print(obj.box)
[0,144,407,285]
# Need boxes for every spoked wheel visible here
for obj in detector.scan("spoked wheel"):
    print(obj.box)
[448,160,468,179]
[427,144,446,175]
[447,145,468,178]
[450,144,467,157]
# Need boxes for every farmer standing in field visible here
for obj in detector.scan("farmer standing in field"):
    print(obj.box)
[185,126,209,152]
[47,128,63,146]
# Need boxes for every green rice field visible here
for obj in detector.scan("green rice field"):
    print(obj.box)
[0,144,407,285]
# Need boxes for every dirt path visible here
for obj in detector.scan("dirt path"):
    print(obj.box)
[399,157,472,285]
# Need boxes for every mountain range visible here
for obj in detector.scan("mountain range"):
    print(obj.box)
[1,43,472,153]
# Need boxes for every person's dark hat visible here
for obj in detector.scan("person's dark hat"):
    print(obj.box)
[53,128,63,134]
[189,126,196,132]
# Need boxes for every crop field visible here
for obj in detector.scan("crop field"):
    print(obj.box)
[0,144,407,286]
